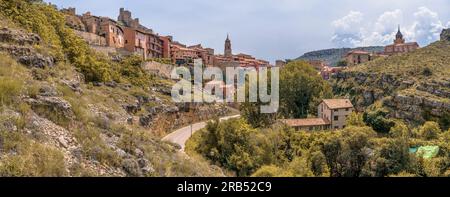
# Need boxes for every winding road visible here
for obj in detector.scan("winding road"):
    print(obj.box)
[162,114,240,152]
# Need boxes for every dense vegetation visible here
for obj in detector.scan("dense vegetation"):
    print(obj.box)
[187,115,450,177]
[241,61,332,128]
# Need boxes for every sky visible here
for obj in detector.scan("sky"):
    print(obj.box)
[45,0,450,63]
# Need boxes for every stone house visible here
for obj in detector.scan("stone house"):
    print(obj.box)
[282,99,354,131]
[345,50,371,66]
[318,99,354,129]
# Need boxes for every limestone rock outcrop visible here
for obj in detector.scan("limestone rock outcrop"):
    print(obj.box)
[0,27,54,68]
[441,28,450,41]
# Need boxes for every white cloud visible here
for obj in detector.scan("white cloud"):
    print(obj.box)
[331,11,364,47]
[409,7,445,44]
[374,9,403,34]
[331,7,447,47]
[332,11,364,34]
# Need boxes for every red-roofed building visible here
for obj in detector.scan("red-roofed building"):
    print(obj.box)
[283,99,354,131]
[384,26,419,55]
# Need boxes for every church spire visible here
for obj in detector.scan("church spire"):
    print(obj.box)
[224,34,232,58]
[394,25,405,44]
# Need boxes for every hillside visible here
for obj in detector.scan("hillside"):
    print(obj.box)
[296,46,384,66]
[0,0,227,176]
[331,37,450,128]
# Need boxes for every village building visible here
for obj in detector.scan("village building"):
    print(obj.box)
[384,26,419,55]
[214,35,271,70]
[63,8,268,67]
[320,66,346,80]
[275,60,287,68]
[117,8,164,59]
[307,60,327,71]
[342,26,417,66]
[345,50,371,66]
[282,99,354,131]
[169,42,215,66]
[318,99,354,129]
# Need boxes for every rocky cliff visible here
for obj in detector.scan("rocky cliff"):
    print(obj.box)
[331,33,450,128]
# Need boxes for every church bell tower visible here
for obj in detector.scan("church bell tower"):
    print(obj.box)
[224,34,232,58]
[394,25,405,44]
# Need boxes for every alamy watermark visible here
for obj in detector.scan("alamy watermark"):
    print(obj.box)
[171,59,279,113]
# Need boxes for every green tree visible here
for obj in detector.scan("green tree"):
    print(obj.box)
[279,61,332,118]
[346,112,366,127]
[287,157,314,177]
[363,107,395,134]
[389,121,410,138]
[240,68,277,128]
[419,121,442,140]
[196,119,263,176]
[372,138,411,177]
[337,60,348,67]
[251,165,287,177]
[308,150,330,176]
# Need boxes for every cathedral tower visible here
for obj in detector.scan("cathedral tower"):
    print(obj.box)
[394,25,405,44]
[224,34,232,58]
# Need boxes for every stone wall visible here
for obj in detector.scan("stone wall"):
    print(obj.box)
[74,30,106,46]
[90,45,117,56]
[142,61,174,79]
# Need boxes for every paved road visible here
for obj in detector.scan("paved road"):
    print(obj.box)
[162,115,241,151]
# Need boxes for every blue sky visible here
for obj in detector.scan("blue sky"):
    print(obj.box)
[45,0,450,63]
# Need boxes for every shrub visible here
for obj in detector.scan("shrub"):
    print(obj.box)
[422,67,433,76]
[0,131,66,176]
[251,165,285,177]
[0,77,23,106]
[74,126,121,166]
[418,121,441,140]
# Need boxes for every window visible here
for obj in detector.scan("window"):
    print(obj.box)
[334,126,339,129]
[334,116,338,121]
[345,108,349,111]
[334,109,338,112]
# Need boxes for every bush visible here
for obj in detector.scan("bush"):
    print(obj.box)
[0,131,66,176]
[251,165,285,177]
[363,107,395,134]
[74,126,121,167]
[418,121,441,140]
[0,78,23,106]
[194,118,264,176]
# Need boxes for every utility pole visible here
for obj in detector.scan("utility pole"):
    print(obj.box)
[190,102,194,137]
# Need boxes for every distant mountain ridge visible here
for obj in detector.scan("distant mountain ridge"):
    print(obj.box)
[296,46,384,66]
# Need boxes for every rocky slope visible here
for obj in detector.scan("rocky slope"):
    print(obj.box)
[296,46,384,66]
[0,4,228,176]
[331,30,450,128]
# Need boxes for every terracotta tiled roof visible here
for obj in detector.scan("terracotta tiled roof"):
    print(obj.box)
[346,50,370,56]
[281,118,330,127]
[322,99,353,109]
